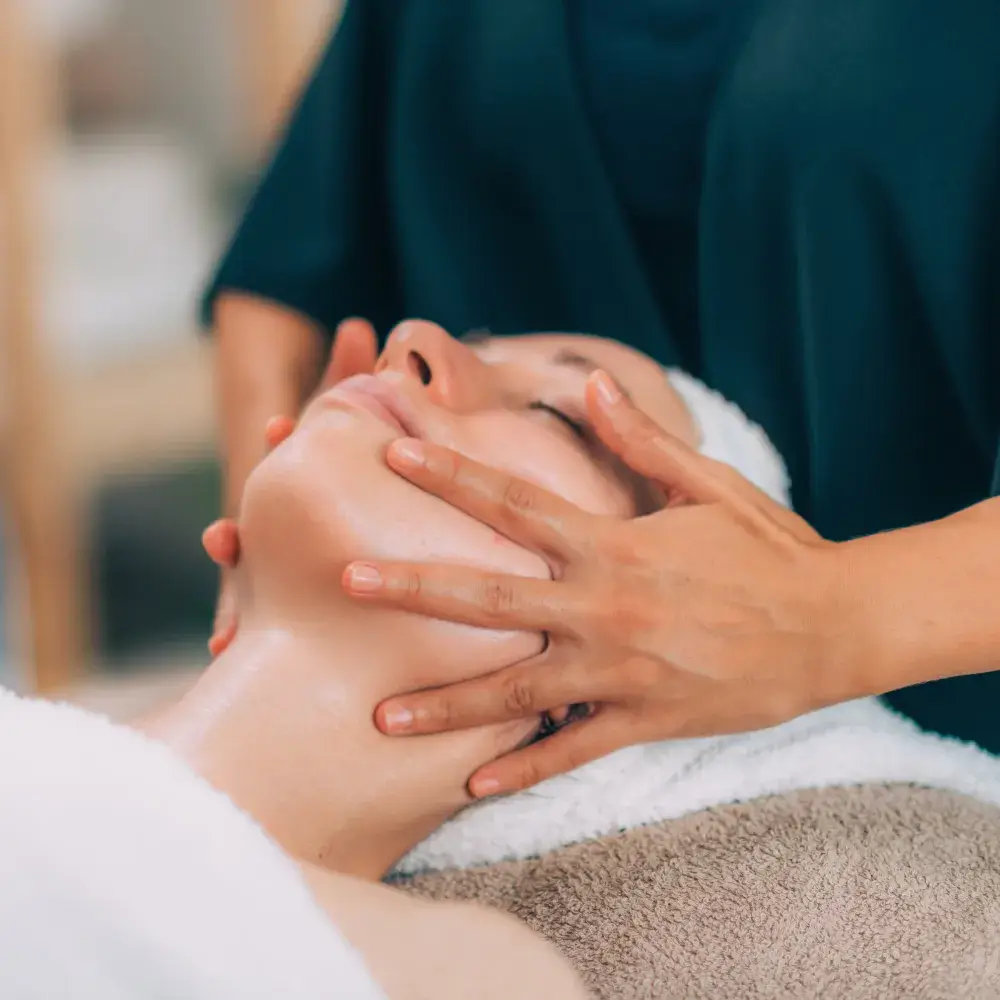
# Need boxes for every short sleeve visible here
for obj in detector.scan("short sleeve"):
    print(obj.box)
[201,0,398,336]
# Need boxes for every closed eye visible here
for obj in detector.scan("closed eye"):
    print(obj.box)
[528,401,588,441]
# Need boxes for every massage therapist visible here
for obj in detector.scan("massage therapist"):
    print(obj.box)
[205,0,1000,783]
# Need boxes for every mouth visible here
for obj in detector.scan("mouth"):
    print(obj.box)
[326,374,419,437]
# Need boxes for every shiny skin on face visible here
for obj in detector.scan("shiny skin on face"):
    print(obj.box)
[237,323,695,684]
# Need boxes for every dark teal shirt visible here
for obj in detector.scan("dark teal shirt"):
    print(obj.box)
[570,0,757,370]
[205,0,1000,750]
[207,0,755,369]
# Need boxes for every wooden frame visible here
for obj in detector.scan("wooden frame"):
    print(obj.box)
[0,0,341,697]
[0,0,86,693]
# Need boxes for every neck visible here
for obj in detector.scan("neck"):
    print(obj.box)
[140,614,536,879]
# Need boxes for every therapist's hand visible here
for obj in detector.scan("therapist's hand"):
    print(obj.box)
[207,317,378,656]
[343,372,869,797]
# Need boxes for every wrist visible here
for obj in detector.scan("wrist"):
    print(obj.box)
[822,501,1000,700]
[805,541,890,708]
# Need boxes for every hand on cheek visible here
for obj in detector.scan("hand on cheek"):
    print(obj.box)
[264,415,297,450]
[204,415,297,657]
[203,519,240,657]
[318,318,379,390]
[205,317,377,658]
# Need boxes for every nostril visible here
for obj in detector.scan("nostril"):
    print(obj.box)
[407,350,432,386]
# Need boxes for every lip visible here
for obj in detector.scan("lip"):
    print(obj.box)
[326,374,419,437]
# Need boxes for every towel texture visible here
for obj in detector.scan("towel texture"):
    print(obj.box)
[393,373,1000,995]
[394,375,1000,877]
[401,784,1000,999]
[394,697,1000,875]
[666,368,791,506]
[0,688,384,1000]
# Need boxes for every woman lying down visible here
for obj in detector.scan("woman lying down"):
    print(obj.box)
[6,323,1000,999]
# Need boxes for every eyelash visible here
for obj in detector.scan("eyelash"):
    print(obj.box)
[529,402,588,441]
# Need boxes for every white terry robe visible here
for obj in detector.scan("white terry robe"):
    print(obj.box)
[0,688,385,1000]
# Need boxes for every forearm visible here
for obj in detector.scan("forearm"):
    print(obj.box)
[838,496,1000,696]
[214,292,326,515]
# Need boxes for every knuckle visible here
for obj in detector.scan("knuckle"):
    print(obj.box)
[436,449,463,487]
[408,694,451,733]
[420,444,463,488]
[423,697,452,731]
[512,758,545,791]
[590,580,650,637]
[401,571,424,602]
[704,458,754,501]
[501,478,537,516]
[600,530,644,568]
[605,600,650,639]
[620,419,661,462]
[480,577,517,618]
[500,675,538,717]
[710,460,744,490]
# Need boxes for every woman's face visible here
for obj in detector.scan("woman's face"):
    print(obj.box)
[239,322,695,680]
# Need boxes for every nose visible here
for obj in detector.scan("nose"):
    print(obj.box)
[377,320,492,411]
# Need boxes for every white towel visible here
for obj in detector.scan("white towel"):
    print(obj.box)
[394,375,1000,875]
[0,688,385,1000]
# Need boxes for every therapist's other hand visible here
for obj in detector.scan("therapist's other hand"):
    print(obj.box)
[344,372,861,797]
[207,317,378,656]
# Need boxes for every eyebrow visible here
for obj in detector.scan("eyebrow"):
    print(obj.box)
[550,349,599,374]
[464,333,653,511]
[551,347,633,404]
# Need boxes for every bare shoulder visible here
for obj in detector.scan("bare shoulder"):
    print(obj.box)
[302,864,589,1000]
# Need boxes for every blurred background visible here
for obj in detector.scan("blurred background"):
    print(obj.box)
[0,0,343,715]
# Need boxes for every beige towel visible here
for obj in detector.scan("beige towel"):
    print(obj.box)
[398,784,1000,999]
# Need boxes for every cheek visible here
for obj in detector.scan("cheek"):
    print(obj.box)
[453,416,630,516]
[242,417,548,676]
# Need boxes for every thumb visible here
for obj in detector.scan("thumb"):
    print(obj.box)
[321,317,378,389]
[586,371,739,506]
[468,712,628,797]
[209,572,239,657]
[203,518,240,568]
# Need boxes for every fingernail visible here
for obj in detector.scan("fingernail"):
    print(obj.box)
[345,563,383,593]
[593,371,623,407]
[389,439,426,469]
[381,705,414,732]
[471,777,501,799]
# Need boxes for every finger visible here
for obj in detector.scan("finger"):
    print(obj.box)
[586,371,766,511]
[321,317,379,389]
[202,519,240,568]
[208,618,237,658]
[343,560,589,633]
[467,713,628,797]
[384,440,594,560]
[264,415,296,451]
[374,657,601,735]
